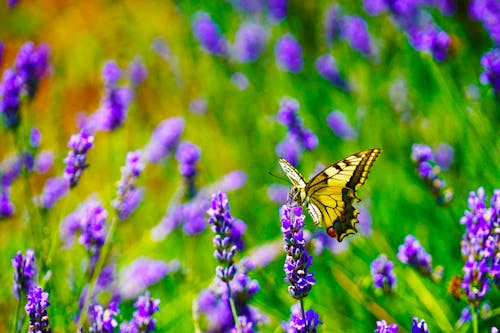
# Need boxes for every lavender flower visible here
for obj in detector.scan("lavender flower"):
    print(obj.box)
[375,319,399,332]
[14,41,50,99]
[38,177,69,209]
[176,141,201,199]
[268,0,288,21]
[112,150,145,220]
[340,15,375,56]
[120,292,160,333]
[0,69,23,129]
[64,131,94,188]
[327,110,356,140]
[323,3,343,45]
[458,306,471,327]
[282,303,322,333]
[276,137,302,166]
[315,54,349,90]
[0,188,14,217]
[430,30,450,62]
[281,205,315,299]
[411,143,453,205]
[232,316,254,333]
[411,317,429,333]
[267,183,289,203]
[12,249,36,298]
[370,254,397,293]
[1,154,22,186]
[277,97,318,154]
[434,143,453,170]
[118,258,180,300]
[144,117,184,163]
[460,188,499,304]
[363,0,388,16]
[88,301,119,333]
[480,48,500,93]
[35,151,54,174]
[192,12,229,57]
[231,72,249,90]
[275,34,303,73]
[25,286,51,333]
[189,98,207,115]
[232,22,267,63]
[128,56,148,86]
[208,192,238,282]
[397,235,434,276]
[469,0,500,45]
[30,127,41,148]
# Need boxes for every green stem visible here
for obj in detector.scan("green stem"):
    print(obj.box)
[470,304,478,333]
[299,298,309,332]
[11,297,22,333]
[225,280,241,333]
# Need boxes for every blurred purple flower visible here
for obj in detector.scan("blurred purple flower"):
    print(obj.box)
[316,54,349,90]
[128,56,148,86]
[1,155,22,186]
[232,316,255,333]
[246,239,283,268]
[480,48,500,93]
[78,199,108,274]
[397,235,435,276]
[38,177,69,209]
[282,303,322,332]
[458,306,472,327]
[376,319,399,333]
[281,205,315,299]
[327,110,356,140]
[363,0,388,16]
[14,41,50,99]
[0,188,14,217]
[12,249,36,299]
[323,3,343,45]
[268,0,288,21]
[175,141,201,179]
[276,137,302,167]
[358,206,373,236]
[430,30,451,62]
[102,60,122,88]
[435,143,453,170]
[100,89,132,131]
[35,151,54,174]
[181,199,208,235]
[208,192,238,282]
[275,34,303,73]
[30,127,41,148]
[192,12,229,57]
[64,131,94,188]
[0,69,23,129]
[189,98,207,114]
[118,258,180,300]
[233,22,267,63]
[231,72,249,90]
[144,117,184,163]
[371,254,397,293]
[411,317,429,333]
[112,150,145,220]
[311,229,349,255]
[25,286,51,333]
[87,301,119,333]
[469,0,500,45]
[120,292,160,333]
[267,183,289,203]
[341,15,375,56]
[411,143,433,163]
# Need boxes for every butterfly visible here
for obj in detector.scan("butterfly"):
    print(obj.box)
[279,148,382,241]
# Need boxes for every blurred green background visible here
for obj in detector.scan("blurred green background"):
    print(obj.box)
[0,0,499,332]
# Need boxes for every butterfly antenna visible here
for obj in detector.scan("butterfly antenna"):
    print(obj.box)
[268,171,288,182]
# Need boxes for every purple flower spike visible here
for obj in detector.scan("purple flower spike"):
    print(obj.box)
[281,205,316,299]
[370,254,397,293]
[25,286,51,333]
[340,15,375,56]
[144,117,184,163]
[175,141,201,178]
[12,249,36,299]
[30,127,41,148]
[120,292,160,333]
[14,41,50,99]
[35,151,54,174]
[275,33,303,73]
[435,143,453,170]
[268,0,288,21]
[0,188,14,217]
[376,319,399,333]
[189,98,207,114]
[282,303,322,332]
[0,69,23,129]
[112,150,145,220]
[323,3,343,45]
[316,54,349,91]
[233,22,267,63]
[38,177,70,209]
[363,0,389,16]
[411,317,429,333]
[88,301,119,333]
[480,48,500,93]
[102,60,122,88]
[64,131,94,188]
[327,110,357,140]
[397,235,434,276]
[128,56,148,86]
[208,192,238,282]
[192,12,229,57]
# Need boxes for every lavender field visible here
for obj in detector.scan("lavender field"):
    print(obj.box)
[0,0,499,332]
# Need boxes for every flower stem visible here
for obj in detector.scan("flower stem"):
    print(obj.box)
[226,280,241,333]
[11,297,22,333]
[470,303,478,333]
[300,298,309,332]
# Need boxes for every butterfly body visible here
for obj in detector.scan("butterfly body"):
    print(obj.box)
[279,148,381,241]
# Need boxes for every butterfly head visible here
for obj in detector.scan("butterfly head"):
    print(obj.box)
[288,185,306,206]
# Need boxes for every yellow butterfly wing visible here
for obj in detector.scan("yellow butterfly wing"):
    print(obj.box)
[305,148,381,241]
